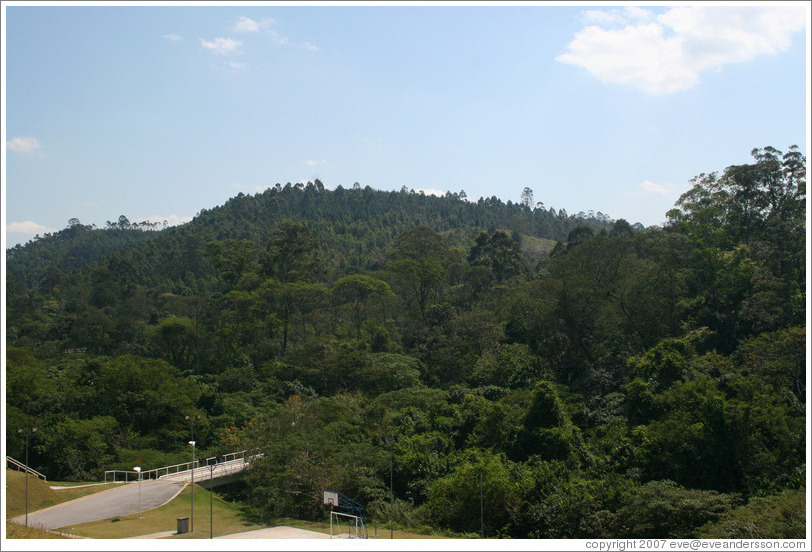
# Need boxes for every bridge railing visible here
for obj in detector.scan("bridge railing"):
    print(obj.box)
[142,459,200,480]
[103,449,264,483]
[6,456,47,481]
[191,458,252,482]
[104,459,200,483]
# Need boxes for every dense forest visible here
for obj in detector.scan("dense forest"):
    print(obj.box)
[5,146,806,538]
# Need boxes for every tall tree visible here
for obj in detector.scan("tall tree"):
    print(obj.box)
[388,226,457,320]
[262,221,324,283]
[521,187,534,208]
[332,274,393,338]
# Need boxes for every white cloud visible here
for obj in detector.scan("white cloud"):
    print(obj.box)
[582,6,654,26]
[624,6,656,23]
[233,16,259,33]
[582,9,626,26]
[231,16,316,51]
[200,37,242,56]
[413,188,445,197]
[233,16,274,33]
[6,221,57,246]
[306,159,326,166]
[135,214,193,227]
[7,136,42,153]
[163,34,181,41]
[7,220,55,234]
[224,61,246,70]
[268,29,289,46]
[638,180,680,196]
[558,5,806,95]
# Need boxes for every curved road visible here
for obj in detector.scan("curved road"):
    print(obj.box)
[10,479,187,531]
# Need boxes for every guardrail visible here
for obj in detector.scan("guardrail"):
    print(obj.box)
[6,456,47,481]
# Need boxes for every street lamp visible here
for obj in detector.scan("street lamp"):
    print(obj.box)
[185,414,200,533]
[189,440,196,532]
[17,427,37,527]
[184,414,201,442]
[209,463,215,539]
[133,467,142,518]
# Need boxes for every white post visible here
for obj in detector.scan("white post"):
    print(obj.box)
[133,467,142,518]
[189,440,196,532]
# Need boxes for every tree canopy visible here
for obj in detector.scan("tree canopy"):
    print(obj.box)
[5,146,806,538]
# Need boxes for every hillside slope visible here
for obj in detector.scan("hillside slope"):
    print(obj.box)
[7,182,616,291]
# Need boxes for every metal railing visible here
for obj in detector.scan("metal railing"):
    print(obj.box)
[105,459,199,483]
[159,458,249,482]
[103,449,263,483]
[6,456,47,481]
[103,470,140,483]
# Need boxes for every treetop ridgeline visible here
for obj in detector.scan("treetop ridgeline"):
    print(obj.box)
[5,146,807,538]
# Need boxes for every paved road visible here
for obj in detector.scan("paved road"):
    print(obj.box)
[10,479,187,530]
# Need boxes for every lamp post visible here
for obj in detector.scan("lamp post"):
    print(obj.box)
[209,463,215,539]
[133,467,142,518]
[185,414,201,443]
[189,440,196,532]
[17,427,37,527]
[185,414,200,533]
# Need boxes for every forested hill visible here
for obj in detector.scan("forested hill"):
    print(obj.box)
[6,218,163,289]
[5,146,807,539]
[7,182,618,290]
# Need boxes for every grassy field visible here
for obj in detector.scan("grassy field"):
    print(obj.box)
[5,522,72,539]
[5,469,121,519]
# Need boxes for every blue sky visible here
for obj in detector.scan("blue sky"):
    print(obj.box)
[3,2,809,247]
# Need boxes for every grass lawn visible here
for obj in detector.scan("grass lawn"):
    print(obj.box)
[5,522,72,539]
[5,469,122,519]
[67,484,262,539]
